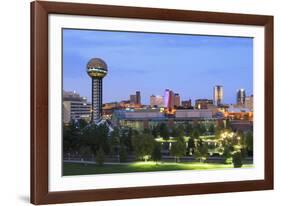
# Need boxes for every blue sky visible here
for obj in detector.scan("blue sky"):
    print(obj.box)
[63,29,253,105]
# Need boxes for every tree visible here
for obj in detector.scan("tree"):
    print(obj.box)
[193,123,206,135]
[232,151,243,168]
[63,126,73,153]
[170,125,185,138]
[77,119,88,129]
[81,125,98,154]
[170,126,180,138]
[79,145,92,161]
[95,147,105,166]
[215,127,222,139]
[185,122,193,135]
[208,124,215,134]
[80,123,94,141]
[119,144,127,162]
[108,127,120,156]
[120,128,134,152]
[194,139,209,162]
[132,133,154,161]
[81,123,110,155]
[152,125,159,138]
[63,123,81,153]
[159,123,169,140]
[199,124,207,135]
[143,128,151,134]
[222,144,233,164]
[191,128,200,139]
[151,142,162,164]
[187,137,195,155]
[95,124,110,154]
[245,131,253,156]
[170,136,186,162]
[178,124,185,134]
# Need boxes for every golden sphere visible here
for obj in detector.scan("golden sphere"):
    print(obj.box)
[86,58,108,78]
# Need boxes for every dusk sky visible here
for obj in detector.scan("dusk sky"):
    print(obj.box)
[63,29,253,105]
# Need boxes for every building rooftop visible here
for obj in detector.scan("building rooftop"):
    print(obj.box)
[113,109,215,121]
[63,90,87,102]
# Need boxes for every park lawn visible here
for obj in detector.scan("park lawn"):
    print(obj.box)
[63,161,253,176]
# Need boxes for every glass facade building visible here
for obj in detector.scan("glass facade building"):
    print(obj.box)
[213,85,223,106]
[237,89,246,105]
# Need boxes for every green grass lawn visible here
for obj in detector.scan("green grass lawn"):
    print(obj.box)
[63,161,253,176]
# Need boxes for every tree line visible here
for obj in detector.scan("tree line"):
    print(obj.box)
[63,119,253,167]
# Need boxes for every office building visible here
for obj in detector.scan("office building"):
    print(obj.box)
[245,95,253,111]
[112,108,214,130]
[181,99,192,109]
[174,93,181,108]
[195,99,213,109]
[237,89,246,105]
[224,105,253,121]
[130,94,137,104]
[175,109,213,119]
[164,89,176,109]
[136,91,141,105]
[63,91,91,124]
[150,95,164,107]
[213,85,223,106]
[129,91,141,105]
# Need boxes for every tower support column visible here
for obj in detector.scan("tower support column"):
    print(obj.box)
[91,78,103,123]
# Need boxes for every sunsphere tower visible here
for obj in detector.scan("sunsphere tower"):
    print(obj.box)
[86,58,108,123]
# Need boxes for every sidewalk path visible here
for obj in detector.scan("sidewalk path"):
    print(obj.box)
[64,160,132,165]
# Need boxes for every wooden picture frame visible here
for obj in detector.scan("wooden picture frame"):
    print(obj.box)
[31,1,274,204]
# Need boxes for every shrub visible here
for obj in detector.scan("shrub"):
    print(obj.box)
[119,144,127,162]
[232,151,243,168]
[95,147,105,166]
[151,141,162,164]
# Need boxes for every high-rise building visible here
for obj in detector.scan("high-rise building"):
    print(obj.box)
[130,94,137,104]
[245,95,253,111]
[164,89,175,109]
[195,99,213,109]
[164,89,170,108]
[150,95,164,107]
[181,99,192,109]
[237,89,246,105]
[63,90,91,124]
[136,91,141,105]
[174,93,181,107]
[129,91,141,105]
[213,85,223,106]
[86,58,108,123]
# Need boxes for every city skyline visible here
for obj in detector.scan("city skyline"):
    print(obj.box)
[63,29,253,104]
[64,87,252,107]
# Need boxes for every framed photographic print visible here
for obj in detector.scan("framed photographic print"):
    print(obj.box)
[31,1,274,204]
